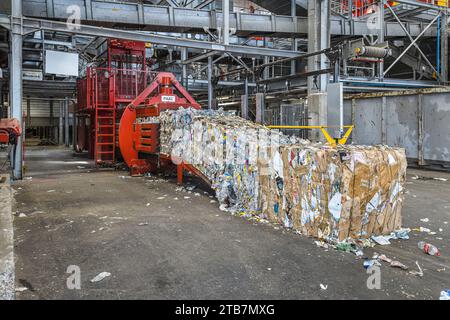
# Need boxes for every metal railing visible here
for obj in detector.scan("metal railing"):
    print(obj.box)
[77,67,158,112]
[112,68,157,101]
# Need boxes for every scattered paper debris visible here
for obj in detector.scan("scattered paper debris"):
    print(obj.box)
[90,272,111,283]
[156,197,165,200]
[375,254,408,271]
[320,284,328,290]
[390,228,410,240]
[358,238,375,248]
[353,250,364,257]
[314,241,329,249]
[47,190,56,193]
[184,196,191,199]
[15,287,28,292]
[390,260,408,270]
[378,254,392,264]
[138,222,149,226]
[409,261,423,277]
[402,291,415,299]
[420,218,429,223]
[413,226,431,233]
[371,235,391,245]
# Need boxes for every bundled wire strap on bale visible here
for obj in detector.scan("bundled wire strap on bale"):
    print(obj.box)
[160,108,407,242]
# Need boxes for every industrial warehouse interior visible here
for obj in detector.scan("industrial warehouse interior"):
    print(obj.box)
[0,0,450,307]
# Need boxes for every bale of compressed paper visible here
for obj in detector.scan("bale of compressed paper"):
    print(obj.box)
[159,108,407,242]
[263,145,406,242]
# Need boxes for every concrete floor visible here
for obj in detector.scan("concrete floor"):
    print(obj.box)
[9,147,450,299]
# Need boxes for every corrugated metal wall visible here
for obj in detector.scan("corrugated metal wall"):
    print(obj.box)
[344,91,450,166]
[23,99,61,117]
[23,98,61,127]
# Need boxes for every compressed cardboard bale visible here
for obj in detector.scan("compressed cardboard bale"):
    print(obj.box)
[160,108,407,242]
[274,145,407,241]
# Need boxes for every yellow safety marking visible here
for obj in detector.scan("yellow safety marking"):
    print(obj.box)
[267,125,354,146]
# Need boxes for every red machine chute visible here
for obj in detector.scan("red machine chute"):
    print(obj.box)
[119,72,201,176]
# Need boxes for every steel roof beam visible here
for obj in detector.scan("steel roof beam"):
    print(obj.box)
[0,15,301,58]
[19,0,441,37]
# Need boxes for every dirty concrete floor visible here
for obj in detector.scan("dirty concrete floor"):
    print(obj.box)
[11,147,450,299]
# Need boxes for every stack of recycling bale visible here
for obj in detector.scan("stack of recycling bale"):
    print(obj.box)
[160,108,407,242]
[261,145,406,242]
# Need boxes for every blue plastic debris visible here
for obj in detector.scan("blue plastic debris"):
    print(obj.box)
[439,290,450,300]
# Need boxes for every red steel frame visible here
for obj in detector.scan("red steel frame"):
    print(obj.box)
[76,39,153,165]
[76,40,203,181]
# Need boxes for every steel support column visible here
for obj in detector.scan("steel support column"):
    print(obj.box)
[181,34,188,88]
[379,0,385,81]
[0,85,3,119]
[255,93,265,124]
[418,94,425,165]
[241,76,249,119]
[49,98,53,139]
[381,96,387,144]
[307,0,329,138]
[64,97,69,147]
[241,97,248,120]
[9,0,23,179]
[26,98,31,128]
[207,55,214,109]
[440,10,448,82]
[307,0,329,93]
[263,37,270,79]
[72,111,77,150]
[223,0,230,45]
[348,0,353,20]
[59,101,63,145]
[291,0,297,75]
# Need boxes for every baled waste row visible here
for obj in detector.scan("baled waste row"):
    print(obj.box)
[160,108,407,242]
